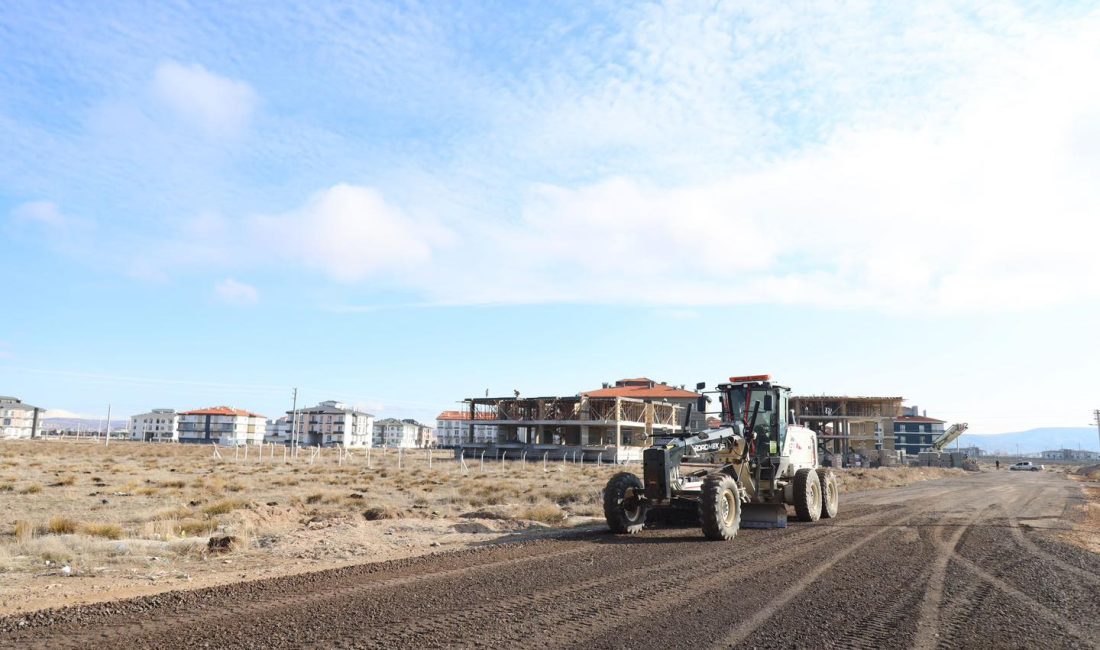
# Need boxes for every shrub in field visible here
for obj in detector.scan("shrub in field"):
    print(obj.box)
[19,484,42,495]
[44,516,78,535]
[13,520,34,541]
[178,518,219,536]
[203,498,247,515]
[206,535,244,554]
[82,522,124,540]
[520,503,567,524]
[362,505,401,521]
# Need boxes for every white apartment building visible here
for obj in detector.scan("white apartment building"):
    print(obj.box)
[265,416,291,445]
[177,406,266,446]
[130,408,179,442]
[1040,448,1100,461]
[436,411,500,447]
[0,396,41,439]
[374,417,434,448]
[286,401,373,448]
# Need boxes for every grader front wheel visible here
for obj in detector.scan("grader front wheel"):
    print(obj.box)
[699,473,741,541]
[603,472,648,534]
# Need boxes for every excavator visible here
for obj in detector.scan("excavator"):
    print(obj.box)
[603,375,839,541]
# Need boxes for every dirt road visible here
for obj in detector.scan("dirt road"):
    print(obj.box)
[2,470,1097,649]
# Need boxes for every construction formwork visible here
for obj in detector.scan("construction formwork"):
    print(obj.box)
[454,395,683,463]
[791,395,904,464]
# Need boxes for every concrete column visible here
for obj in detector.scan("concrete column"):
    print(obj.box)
[615,397,622,454]
[467,402,475,444]
[580,425,589,446]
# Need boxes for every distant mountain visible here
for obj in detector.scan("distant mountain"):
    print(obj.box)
[40,417,128,432]
[958,427,1098,455]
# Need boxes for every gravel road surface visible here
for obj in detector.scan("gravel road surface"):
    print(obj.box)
[2,470,1097,649]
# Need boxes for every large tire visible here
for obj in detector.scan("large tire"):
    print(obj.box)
[818,469,839,519]
[699,473,741,541]
[793,468,822,522]
[603,472,647,534]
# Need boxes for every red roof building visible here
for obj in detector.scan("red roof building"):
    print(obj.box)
[582,378,700,400]
[179,405,266,418]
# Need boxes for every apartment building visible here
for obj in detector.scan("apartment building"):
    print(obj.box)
[265,416,291,445]
[374,417,433,448]
[130,408,179,442]
[286,401,373,448]
[1040,448,1100,461]
[0,396,41,439]
[894,406,946,456]
[177,406,266,446]
[436,411,499,447]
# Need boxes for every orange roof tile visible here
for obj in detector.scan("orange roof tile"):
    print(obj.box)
[583,378,699,400]
[180,406,266,418]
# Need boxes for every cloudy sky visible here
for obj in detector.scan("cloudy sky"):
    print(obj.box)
[1,1,1098,437]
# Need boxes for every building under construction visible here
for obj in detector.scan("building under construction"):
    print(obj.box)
[454,378,698,463]
[791,395,904,463]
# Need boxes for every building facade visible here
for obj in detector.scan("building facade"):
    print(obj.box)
[893,410,946,456]
[374,418,433,448]
[0,396,41,439]
[436,411,498,447]
[265,416,291,445]
[177,406,266,446]
[1040,448,1100,461]
[287,401,373,448]
[130,409,179,442]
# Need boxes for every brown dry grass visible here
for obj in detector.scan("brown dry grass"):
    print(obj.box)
[0,438,980,614]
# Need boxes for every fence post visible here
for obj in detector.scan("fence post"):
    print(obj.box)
[521,450,527,469]
[398,447,403,470]
[427,448,432,469]
[480,450,485,472]
[543,451,548,473]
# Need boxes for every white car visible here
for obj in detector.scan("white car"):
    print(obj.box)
[1009,461,1043,472]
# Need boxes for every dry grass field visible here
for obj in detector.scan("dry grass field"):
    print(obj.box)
[0,439,973,614]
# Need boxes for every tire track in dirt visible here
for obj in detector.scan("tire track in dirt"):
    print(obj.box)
[912,509,986,650]
[710,507,928,649]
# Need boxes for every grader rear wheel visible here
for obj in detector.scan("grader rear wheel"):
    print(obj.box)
[793,468,822,522]
[699,473,741,541]
[819,470,839,519]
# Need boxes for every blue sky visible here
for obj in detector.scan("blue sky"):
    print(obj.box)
[1,1,1098,440]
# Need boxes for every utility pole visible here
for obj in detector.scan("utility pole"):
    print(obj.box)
[290,388,299,453]
[1093,409,1099,456]
[104,404,112,447]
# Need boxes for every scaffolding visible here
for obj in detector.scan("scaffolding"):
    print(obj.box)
[456,395,683,463]
[791,395,904,463]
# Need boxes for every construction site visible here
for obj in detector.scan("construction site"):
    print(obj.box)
[454,378,700,463]
[451,379,967,468]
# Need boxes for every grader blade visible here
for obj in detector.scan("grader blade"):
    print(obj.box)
[740,503,787,529]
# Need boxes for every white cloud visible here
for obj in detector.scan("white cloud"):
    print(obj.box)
[11,200,66,226]
[151,61,258,135]
[214,278,259,305]
[406,15,1100,312]
[249,184,445,283]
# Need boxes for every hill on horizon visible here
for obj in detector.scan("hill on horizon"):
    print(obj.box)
[958,427,1097,455]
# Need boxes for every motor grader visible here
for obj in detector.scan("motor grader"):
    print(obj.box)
[603,375,839,540]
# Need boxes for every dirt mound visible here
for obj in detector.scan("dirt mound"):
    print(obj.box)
[1074,464,1100,480]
